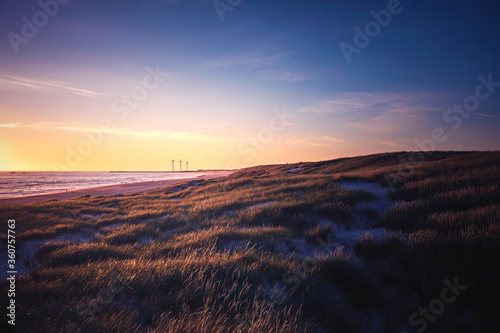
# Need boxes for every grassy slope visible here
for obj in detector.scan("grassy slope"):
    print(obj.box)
[0,151,498,332]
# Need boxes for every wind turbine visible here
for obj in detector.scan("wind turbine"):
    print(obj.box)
[186,161,189,172]
[179,159,182,172]
[172,158,175,172]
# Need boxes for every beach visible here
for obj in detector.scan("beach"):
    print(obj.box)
[0,170,233,206]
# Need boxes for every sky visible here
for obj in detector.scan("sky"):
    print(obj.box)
[0,0,499,171]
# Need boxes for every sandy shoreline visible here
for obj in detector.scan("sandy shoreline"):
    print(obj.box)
[0,170,233,206]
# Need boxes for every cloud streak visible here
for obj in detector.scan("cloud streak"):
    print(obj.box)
[0,122,21,128]
[285,135,344,147]
[299,91,446,133]
[473,113,500,118]
[254,70,308,82]
[377,141,400,147]
[0,121,242,144]
[205,50,296,69]
[0,75,104,98]
[298,92,442,115]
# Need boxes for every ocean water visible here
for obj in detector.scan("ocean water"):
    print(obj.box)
[0,171,203,199]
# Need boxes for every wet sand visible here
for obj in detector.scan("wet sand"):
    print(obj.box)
[0,171,233,206]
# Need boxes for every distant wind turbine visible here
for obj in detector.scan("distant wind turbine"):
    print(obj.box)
[186,161,189,172]
[172,158,175,172]
[179,159,182,172]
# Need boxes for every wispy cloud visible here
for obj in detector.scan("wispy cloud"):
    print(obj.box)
[344,121,395,134]
[473,113,500,118]
[377,141,400,147]
[0,122,21,128]
[286,135,344,147]
[205,51,296,69]
[254,70,308,82]
[0,75,104,98]
[0,121,241,144]
[298,92,441,115]
[299,92,445,133]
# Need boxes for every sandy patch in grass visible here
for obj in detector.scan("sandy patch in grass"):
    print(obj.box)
[0,231,94,279]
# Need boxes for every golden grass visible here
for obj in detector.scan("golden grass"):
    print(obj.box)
[1,151,499,332]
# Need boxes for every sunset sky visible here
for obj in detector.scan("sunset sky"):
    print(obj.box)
[1,0,499,171]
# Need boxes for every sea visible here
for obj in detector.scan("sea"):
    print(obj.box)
[0,171,203,199]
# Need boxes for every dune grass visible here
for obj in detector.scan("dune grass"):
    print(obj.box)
[0,151,498,332]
